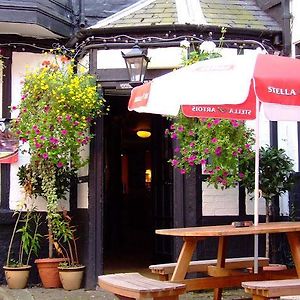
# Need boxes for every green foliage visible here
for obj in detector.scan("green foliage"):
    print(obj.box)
[6,202,42,267]
[241,146,295,202]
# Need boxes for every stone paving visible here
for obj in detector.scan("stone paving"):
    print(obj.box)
[0,286,252,300]
[1,285,300,299]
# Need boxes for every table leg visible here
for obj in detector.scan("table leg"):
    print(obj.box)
[287,231,300,277]
[213,236,227,300]
[171,238,197,281]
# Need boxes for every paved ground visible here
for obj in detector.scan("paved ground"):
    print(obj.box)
[1,285,300,299]
[0,286,252,300]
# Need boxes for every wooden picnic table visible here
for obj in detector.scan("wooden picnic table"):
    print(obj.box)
[156,221,300,300]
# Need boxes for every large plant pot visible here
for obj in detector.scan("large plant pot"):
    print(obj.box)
[58,265,85,290]
[3,265,31,289]
[35,258,66,288]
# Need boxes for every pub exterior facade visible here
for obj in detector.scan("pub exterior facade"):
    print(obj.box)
[0,0,299,289]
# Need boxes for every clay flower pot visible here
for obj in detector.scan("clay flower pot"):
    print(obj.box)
[3,265,31,289]
[58,265,85,290]
[35,258,67,288]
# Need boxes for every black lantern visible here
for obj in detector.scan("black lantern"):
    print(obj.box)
[122,44,150,87]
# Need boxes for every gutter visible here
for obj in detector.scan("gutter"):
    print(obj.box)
[66,23,282,48]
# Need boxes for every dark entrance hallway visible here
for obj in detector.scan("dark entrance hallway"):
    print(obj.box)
[103,96,155,275]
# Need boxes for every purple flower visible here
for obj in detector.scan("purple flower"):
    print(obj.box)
[171,159,179,167]
[231,120,239,127]
[171,133,177,139]
[215,146,222,156]
[57,161,64,168]
[174,147,180,153]
[177,125,184,132]
[40,136,46,140]
[200,159,206,165]
[49,137,59,145]
[239,172,245,178]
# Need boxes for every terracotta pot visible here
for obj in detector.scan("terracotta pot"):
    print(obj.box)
[3,265,31,289]
[58,265,85,290]
[35,258,66,288]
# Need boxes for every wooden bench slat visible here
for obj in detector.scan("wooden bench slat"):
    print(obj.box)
[149,257,269,275]
[98,272,186,299]
[242,279,300,298]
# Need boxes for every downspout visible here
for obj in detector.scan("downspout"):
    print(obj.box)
[79,0,86,28]
[282,0,292,56]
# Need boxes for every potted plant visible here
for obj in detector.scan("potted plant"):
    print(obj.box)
[3,200,42,289]
[11,48,107,287]
[241,145,295,257]
[57,210,85,290]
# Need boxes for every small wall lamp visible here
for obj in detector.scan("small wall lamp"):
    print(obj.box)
[122,44,150,87]
[136,130,151,138]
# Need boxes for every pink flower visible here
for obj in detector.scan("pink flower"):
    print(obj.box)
[164,129,169,135]
[171,133,177,139]
[170,124,175,130]
[73,121,79,126]
[211,137,218,143]
[44,105,50,113]
[42,153,48,159]
[204,148,209,154]
[245,143,251,149]
[49,137,59,145]
[40,136,46,140]
[188,130,194,136]
[171,159,179,167]
[207,122,212,129]
[57,116,63,123]
[174,147,180,153]
[215,146,222,156]
[215,166,221,171]
[177,125,184,132]
[61,129,68,135]
[189,142,195,147]
[239,172,245,178]
[57,161,64,168]
[35,142,42,149]
[232,151,238,157]
[66,115,71,121]
[11,106,17,110]
[180,169,186,174]
[213,119,220,125]
[231,120,239,127]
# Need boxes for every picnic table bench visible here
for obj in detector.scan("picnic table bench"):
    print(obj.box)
[98,272,186,300]
[149,257,270,281]
[242,279,300,299]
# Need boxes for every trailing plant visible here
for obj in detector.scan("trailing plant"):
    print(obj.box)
[166,113,255,188]
[6,201,42,267]
[11,48,108,258]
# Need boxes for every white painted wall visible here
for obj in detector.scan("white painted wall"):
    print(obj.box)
[9,52,70,211]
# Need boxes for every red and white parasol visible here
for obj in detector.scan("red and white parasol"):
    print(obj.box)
[128,52,300,271]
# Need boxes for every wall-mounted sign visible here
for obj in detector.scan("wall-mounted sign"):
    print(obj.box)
[0,119,18,163]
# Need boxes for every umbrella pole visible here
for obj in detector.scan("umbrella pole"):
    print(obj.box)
[253,95,260,273]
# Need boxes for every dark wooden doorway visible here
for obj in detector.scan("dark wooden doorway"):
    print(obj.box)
[103,95,173,274]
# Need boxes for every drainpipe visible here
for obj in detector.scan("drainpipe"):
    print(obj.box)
[282,0,291,56]
[79,0,86,28]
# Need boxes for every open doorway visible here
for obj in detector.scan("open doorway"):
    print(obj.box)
[103,95,155,275]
